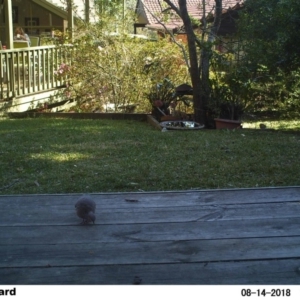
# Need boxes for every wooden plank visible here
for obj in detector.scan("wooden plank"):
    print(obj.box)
[8,112,149,120]
[1,201,300,226]
[1,236,300,268]
[147,115,162,130]
[1,217,300,245]
[1,187,300,209]
[1,258,300,284]
[1,187,300,285]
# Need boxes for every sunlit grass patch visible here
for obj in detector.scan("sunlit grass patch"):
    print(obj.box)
[243,119,300,130]
[30,152,91,162]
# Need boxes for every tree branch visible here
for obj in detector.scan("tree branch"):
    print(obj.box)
[143,1,190,68]
[163,0,182,17]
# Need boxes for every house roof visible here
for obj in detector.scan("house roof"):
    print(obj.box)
[31,0,68,19]
[136,0,244,31]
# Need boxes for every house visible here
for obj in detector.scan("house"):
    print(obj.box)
[134,0,244,40]
[0,0,98,46]
[0,0,98,113]
[1,0,65,45]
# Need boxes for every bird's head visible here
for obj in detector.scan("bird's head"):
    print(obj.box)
[87,211,96,224]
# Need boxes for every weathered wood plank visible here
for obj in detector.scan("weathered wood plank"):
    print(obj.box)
[1,187,300,285]
[9,112,149,120]
[1,217,300,245]
[1,201,300,226]
[1,192,300,226]
[1,186,300,208]
[1,236,300,268]
[1,258,300,284]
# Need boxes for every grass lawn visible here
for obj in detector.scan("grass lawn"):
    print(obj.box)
[0,117,300,194]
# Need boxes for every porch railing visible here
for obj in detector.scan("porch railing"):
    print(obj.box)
[0,45,72,101]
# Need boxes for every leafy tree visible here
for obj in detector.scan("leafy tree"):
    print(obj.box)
[238,0,300,73]
[236,0,300,116]
[96,0,123,14]
[155,0,224,125]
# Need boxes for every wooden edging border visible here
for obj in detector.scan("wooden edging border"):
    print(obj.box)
[7,112,149,121]
[7,112,164,130]
[0,186,299,197]
[147,115,162,130]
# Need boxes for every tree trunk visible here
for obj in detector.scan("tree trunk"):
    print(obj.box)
[178,0,204,124]
[200,0,223,127]
[163,0,223,126]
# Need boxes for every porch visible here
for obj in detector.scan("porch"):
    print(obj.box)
[1,187,300,284]
[0,45,72,113]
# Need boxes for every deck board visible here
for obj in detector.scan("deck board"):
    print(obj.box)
[2,202,300,226]
[1,259,299,285]
[2,236,300,267]
[1,187,300,284]
[1,217,300,244]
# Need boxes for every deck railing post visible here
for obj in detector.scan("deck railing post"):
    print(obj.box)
[0,45,74,109]
[4,0,13,50]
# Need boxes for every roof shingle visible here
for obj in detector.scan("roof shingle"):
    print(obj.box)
[136,0,243,31]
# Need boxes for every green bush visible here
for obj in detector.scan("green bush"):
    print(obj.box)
[55,24,189,113]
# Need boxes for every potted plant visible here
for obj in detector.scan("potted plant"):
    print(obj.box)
[147,78,191,121]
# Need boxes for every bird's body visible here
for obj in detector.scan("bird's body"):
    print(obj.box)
[259,123,267,130]
[75,195,96,224]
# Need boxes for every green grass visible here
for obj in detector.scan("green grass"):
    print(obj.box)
[0,117,300,194]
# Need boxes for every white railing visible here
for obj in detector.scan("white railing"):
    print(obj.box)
[0,45,72,101]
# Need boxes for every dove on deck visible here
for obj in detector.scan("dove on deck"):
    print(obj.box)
[75,195,96,224]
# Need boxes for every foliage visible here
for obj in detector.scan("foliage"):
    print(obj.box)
[282,70,300,117]
[146,78,177,115]
[208,52,257,120]
[50,0,300,120]
[146,78,192,119]
[96,0,137,17]
[252,68,300,118]
[147,78,190,121]
[238,0,300,73]
[54,17,189,113]
[234,0,300,117]
[159,0,233,125]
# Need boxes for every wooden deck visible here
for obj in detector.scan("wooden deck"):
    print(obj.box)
[1,45,72,115]
[1,187,300,285]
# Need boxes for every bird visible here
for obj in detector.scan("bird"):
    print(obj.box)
[75,195,96,225]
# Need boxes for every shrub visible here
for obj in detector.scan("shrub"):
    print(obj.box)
[56,24,189,113]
